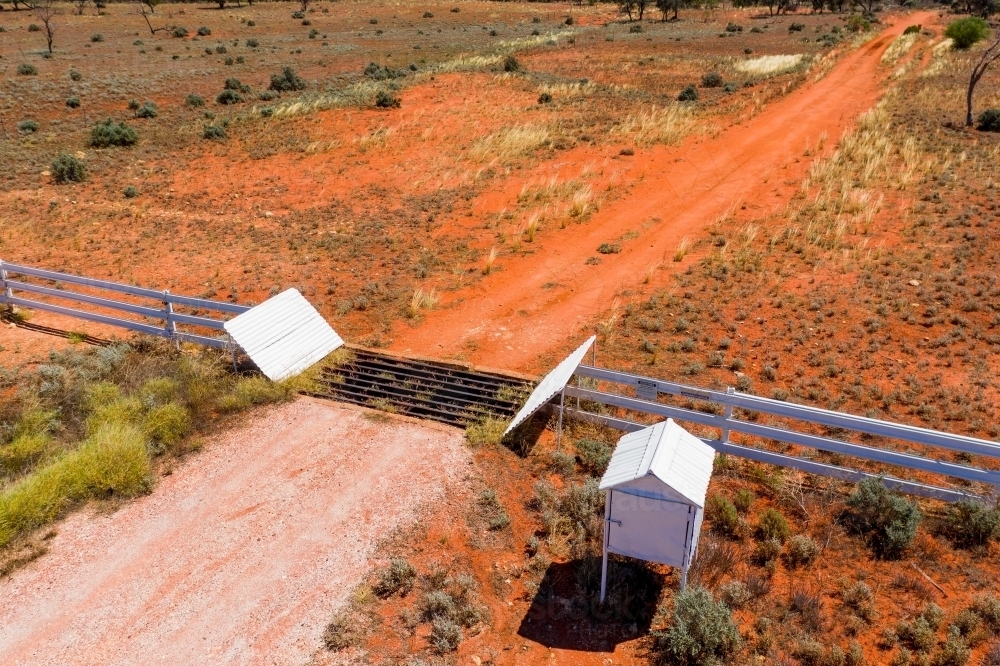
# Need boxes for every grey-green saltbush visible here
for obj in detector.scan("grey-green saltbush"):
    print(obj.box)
[650,587,741,666]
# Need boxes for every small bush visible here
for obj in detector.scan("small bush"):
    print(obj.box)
[597,242,621,254]
[942,499,1000,548]
[933,627,971,666]
[65,96,81,108]
[503,54,520,72]
[789,22,805,32]
[215,45,227,54]
[576,438,611,475]
[971,594,1000,630]
[0,423,150,548]
[846,15,871,32]
[90,119,139,148]
[172,26,189,38]
[123,185,139,198]
[678,85,699,102]
[538,92,552,104]
[702,71,723,88]
[785,534,819,568]
[423,11,434,18]
[478,489,510,530]
[430,618,462,653]
[246,38,259,48]
[903,24,922,35]
[216,88,244,105]
[708,495,741,537]
[650,587,741,666]
[145,403,191,452]
[844,477,921,559]
[719,580,751,609]
[733,489,755,514]
[629,24,643,33]
[217,376,294,412]
[945,17,989,50]
[51,154,87,183]
[726,22,743,32]
[269,66,306,92]
[723,82,738,93]
[91,33,104,42]
[17,63,38,76]
[197,26,211,36]
[135,101,158,118]
[185,93,205,107]
[70,69,82,81]
[291,10,304,19]
[203,124,226,140]
[373,558,416,597]
[374,90,401,108]
[756,508,791,543]
[751,537,782,565]
[978,109,1000,132]
[18,119,40,133]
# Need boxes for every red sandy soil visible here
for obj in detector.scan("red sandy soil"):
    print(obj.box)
[0,398,468,665]
[391,11,937,371]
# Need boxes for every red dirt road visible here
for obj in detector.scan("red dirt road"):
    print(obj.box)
[393,13,934,372]
[0,399,467,665]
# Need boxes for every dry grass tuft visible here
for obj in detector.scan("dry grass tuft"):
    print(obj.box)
[615,105,695,147]
[468,125,550,162]
[735,54,805,77]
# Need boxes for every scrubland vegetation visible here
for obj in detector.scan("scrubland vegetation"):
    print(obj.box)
[0,341,305,572]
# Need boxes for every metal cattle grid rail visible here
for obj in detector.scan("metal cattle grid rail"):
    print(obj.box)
[0,260,249,349]
[557,364,1000,503]
[316,349,533,428]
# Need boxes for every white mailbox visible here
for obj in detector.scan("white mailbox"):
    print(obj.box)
[598,419,716,599]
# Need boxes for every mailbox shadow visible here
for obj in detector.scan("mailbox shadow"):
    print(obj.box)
[516,556,664,651]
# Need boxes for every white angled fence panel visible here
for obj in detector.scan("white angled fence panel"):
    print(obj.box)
[224,289,343,382]
[503,335,595,437]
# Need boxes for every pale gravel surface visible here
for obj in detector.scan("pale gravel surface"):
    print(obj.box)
[0,398,469,666]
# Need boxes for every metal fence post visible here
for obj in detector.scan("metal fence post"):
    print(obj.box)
[0,260,12,313]
[163,290,179,349]
[720,387,735,447]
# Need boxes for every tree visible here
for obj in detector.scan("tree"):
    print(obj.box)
[73,0,88,16]
[33,0,58,54]
[300,0,309,12]
[11,0,37,9]
[215,0,225,8]
[966,31,1000,126]
[657,0,685,21]
[636,0,649,19]
[854,0,878,17]
[135,0,165,35]
[619,0,637,20]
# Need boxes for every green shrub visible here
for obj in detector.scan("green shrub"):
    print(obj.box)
[978,109,1000,132]
[51,153,87,183]
[843,477,921,559]
[215,45,227,54]
[217,376,294,412]
[650,587,741,666]
[597,242,621,254]
[17,119,39,133]
[756,507,791,543]
[430,618,462,653]
[145,403,191,451]
[726,22,743,32]
[702,71,723,87]
[945,17,989,50]
[0,423,150,548]
[172,26,189,38]
[784,534,819,568]
[751,537,782,565]
[185,93,205,107]
[971,594,1000,630]
[789,22,805,32]
[89,119,139,148]
[70,69,82,81]
[897,616,936,652]
[269,66,306,92]
[576,438,611,475]
[374,90,400,108]
[197,26,211,36]
[503,54,520,72]
[733,488,755,514]
[373,558,416,597]
[91,33,104,42]
[538,92,553,104]
[123,185,139,198]
[847,14,871,32]
[203,124,226,140]
[678,85,699,102]
[723,82,738,93]
[28,23,41,32]
[247,19,256,26]
[17,63,38,76]
[942,499,1000,548]
[135,101,158,118]
[903,24,922,35]
[932,627,970,666]
[707,494,741,537]
[246,38,259,47]
[216,88,244,104]
[65,96,81,108]
[465,415,506,446]
[224,77,251,92]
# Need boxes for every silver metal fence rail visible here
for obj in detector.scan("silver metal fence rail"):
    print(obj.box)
[0,260,250,349]
[561,364,1000,503]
